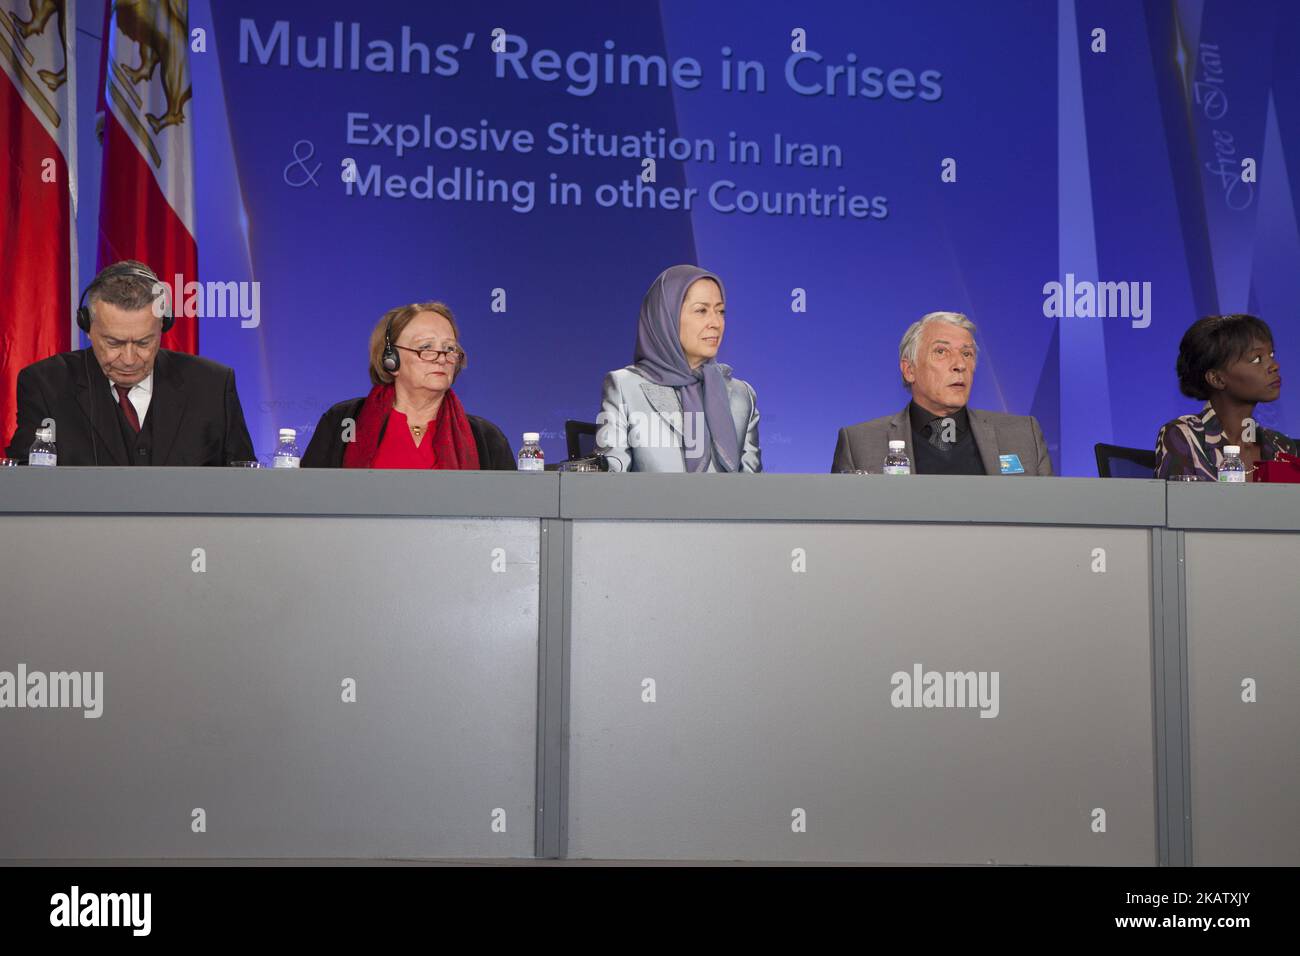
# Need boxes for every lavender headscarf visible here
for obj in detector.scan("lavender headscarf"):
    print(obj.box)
[633,264,740,472]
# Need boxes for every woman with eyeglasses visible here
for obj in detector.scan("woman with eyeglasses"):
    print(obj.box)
[302,301,515,469]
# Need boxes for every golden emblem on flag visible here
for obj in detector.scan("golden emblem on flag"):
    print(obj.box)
[104,0,191,167]
[0,0,68,125]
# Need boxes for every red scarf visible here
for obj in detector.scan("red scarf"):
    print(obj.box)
[342,384,481,469]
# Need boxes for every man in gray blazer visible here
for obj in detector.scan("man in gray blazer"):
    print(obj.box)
[832,311,1052,475]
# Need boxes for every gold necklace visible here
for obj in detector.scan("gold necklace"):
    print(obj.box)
[396,406,433,441]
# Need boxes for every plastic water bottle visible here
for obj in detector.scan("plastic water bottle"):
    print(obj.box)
[517,432,544,471]
[28,427,57,467]
[272,428,301,468]
[1218,445,1245,483]
[883,439,911,475]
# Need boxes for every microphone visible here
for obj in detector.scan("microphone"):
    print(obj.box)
[558,454,612,472]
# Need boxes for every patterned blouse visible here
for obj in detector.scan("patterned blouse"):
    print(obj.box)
[1155,402,1298,480]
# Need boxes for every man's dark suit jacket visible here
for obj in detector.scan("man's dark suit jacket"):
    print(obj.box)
[5,348,255,466]
[302,397,517,469]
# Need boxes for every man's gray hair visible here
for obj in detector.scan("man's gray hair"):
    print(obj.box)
[898,311,978,388]
[85,260,163,322]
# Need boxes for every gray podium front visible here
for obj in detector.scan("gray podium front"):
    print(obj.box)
[2,469,1294,865]
[0,469,555,859]
[1167,483,1300,867]
[560,476,1163,864]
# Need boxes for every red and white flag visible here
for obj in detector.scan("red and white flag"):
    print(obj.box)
[0,0,76,452]
[97,0,197,353]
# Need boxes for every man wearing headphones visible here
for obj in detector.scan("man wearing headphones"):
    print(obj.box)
[5,261,255,466]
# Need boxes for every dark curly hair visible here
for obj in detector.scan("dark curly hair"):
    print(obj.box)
[1175,314,1274,400]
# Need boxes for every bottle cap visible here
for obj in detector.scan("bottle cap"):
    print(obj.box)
[279,428,296,440]
[523,432,540,442]
[36,427,52,442]
[1224,445,1240,455]
[888,440,906,450]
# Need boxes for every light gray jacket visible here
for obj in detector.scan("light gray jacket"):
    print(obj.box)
[596,364,762,473]
[832,405,1053,475]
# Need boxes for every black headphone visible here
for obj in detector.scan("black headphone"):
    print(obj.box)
[380,313,401,373]
[76,264,174,335]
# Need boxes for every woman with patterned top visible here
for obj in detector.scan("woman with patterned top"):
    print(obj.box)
[1155,314,1296,481]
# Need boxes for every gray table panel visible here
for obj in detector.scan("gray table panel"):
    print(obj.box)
[559,474,1167,526]
[0,515,539,859]
[567,521,1156,863]
[8,471,1291,865]
[1167,482,1300,531]
[0,468,559,518]
[1184,532,1300,865]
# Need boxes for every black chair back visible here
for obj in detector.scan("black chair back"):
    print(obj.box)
[1094,443,1158,478]
[566,420,599,460]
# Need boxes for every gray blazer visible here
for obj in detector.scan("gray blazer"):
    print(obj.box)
[597,364,762,473]
[832,405,1053,475]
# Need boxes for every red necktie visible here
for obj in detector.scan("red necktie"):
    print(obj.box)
[114,385,141,433]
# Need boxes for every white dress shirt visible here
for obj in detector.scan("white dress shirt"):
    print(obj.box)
[107,372,154,426]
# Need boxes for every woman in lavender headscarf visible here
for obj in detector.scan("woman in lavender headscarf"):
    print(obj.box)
[596,264,762,473]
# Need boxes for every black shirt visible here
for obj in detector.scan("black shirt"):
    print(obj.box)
[908,401,986,475]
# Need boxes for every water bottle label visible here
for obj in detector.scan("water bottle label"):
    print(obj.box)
[518,459,544,472]
[1218,471,1245,483]
[273,456,301,469]
[28,452,56,467]
[883,464,910,475]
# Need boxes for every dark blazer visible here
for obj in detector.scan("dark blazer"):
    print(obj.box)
[302,397,516,469]
[832,404,1053,475]
[6,348,255,466]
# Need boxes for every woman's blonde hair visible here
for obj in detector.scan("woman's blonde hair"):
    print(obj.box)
[367,301,468,386]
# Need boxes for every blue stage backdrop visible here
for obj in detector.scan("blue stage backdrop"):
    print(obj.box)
[77,0,1300,473]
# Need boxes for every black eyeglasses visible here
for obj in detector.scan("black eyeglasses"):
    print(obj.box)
[393,344,463,364]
